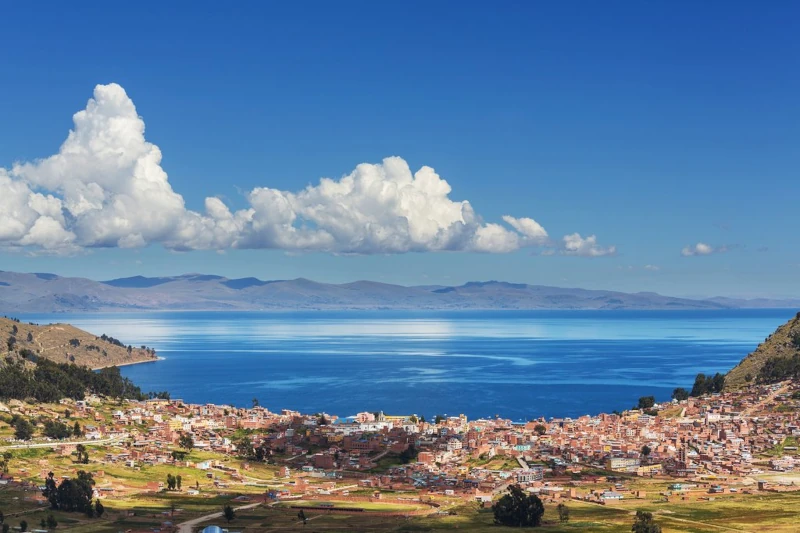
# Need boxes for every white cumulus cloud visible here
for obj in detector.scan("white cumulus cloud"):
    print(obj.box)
[1,83,610,256]
[561,233,616,257]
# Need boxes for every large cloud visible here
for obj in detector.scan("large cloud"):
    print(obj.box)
[2,83,613,256]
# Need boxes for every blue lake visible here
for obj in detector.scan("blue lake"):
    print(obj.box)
[19,309,797,421]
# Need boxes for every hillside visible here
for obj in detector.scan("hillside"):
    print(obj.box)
[725,311,800,389]
[0,316,158,370]
[3,270,799,312]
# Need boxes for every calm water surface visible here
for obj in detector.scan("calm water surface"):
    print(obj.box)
[19,310,796,420]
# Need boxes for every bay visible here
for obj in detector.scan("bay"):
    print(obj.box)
[19,309,797,421]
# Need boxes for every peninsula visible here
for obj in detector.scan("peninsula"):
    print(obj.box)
[0,316,158,370]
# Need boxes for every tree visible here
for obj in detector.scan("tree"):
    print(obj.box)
[533,424,547,436]
[43,471,95,514]
[434,415,444,424]
[178,434,194,452]
[711,373,725,392]
[641,445,652,457]
[46,514,58,529]
[671,388,689,401]
[637,396,655,410]
[236,436,255,459]
[43,472,58,508]
[791,330,800,350]
[691,373,725,397]
[40,519,46,530]
[223,505,236,523]
[171,450,187,461]
[557,503,570,523]
[26,332,33,342]
[94,499,104,518]
[1,524,7,533]
[631,510,662,533]
[493,484,545,527]
[0,452,11,473]
[19,520,27,533]
[252,397,259,408]
[73,421,83,437]
[166,474,176,491]
[399,444,418,464]
[13,418,34,441]
[75,444,89,464]
[691,373,707,396]
[176,475,182,490]
[44,420,72,440]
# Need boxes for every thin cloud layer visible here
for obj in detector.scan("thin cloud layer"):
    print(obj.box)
[2,83,613,256]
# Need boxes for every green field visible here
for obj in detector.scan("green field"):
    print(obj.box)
[3,482,800,532]
[277,498,427,512]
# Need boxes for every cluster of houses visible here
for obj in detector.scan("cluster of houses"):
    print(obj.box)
[2,380,799,505]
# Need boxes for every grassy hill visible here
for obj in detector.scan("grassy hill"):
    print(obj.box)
[725,311,800,389]
[0,316,157,370]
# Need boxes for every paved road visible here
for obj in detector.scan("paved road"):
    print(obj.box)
[177,502,262,533]
[0,436,125,451]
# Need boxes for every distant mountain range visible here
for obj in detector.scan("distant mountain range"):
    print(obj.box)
[0,270,798,313]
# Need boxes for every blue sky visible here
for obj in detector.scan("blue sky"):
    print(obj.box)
[0,1,798,298]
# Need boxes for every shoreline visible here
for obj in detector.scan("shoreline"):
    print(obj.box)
[92,356,165,371]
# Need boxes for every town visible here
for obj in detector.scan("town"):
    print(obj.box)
[2,379,800,532]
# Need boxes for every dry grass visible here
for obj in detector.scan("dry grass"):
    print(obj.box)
[0,316,156,370]
[726,313,800,389]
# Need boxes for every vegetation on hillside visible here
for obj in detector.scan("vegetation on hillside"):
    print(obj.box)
[0,359,145,403]
[691,372,725,397]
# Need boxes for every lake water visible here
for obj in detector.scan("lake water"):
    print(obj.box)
[19,309,797,421]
